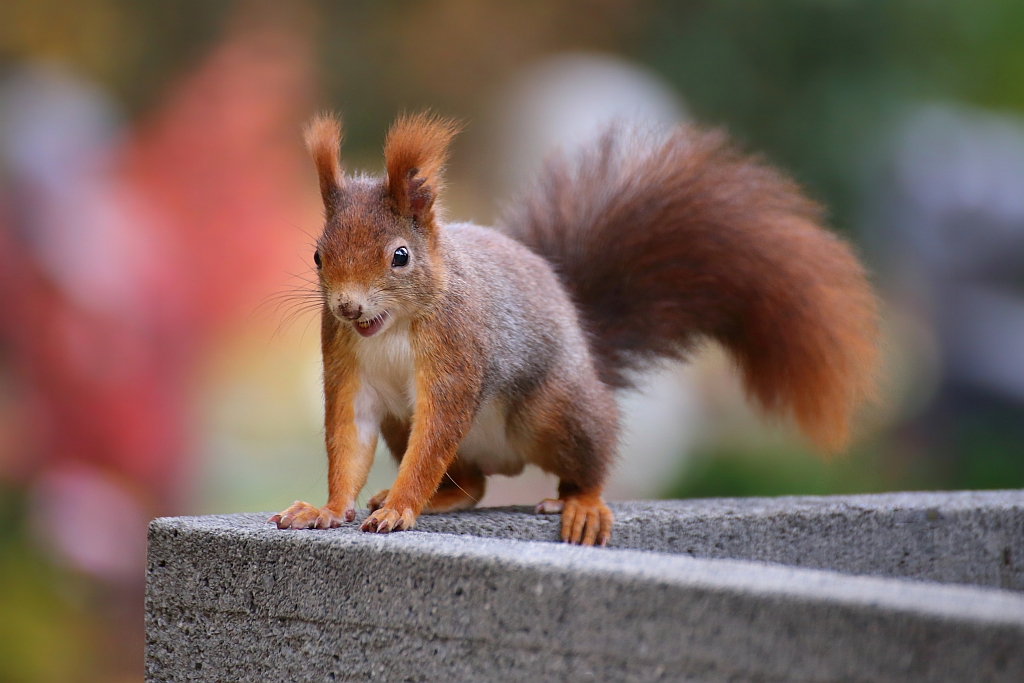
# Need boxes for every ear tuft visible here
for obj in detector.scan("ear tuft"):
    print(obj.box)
[303,113,344,215]
[384,112,461,221]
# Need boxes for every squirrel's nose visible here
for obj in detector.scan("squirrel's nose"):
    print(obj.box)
[338,302,362,321]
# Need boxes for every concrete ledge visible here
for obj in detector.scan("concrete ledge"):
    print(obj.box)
[412,490,1024,590]
[146,491,1024,682]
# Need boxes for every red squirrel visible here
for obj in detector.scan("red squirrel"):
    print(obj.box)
[269,112,879,545]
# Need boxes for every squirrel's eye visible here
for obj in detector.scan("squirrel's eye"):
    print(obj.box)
[313,250,322,269]
[391,246,410,268]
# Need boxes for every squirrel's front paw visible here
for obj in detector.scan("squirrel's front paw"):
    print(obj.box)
[360,506,415,533]
[269,501,355,530]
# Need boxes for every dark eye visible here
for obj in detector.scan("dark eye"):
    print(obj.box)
[391,246,409,268]
[313,249,321,269]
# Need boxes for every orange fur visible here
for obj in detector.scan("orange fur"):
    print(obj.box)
[303,113,344,214]
[275,112,882,546]
[271,310,375,529]
[425,462,486,513]
[558,491,613,546]
[371,460,486,514]
[361,312,483,531]
[321,312,377,514]
[503,126,880,454]
[383,112,460,230]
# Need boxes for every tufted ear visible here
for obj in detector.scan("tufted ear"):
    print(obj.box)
[384,112,460,231]
[304,113,345,219]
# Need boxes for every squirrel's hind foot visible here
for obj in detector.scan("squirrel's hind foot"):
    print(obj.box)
[369,485,480,515]
[367,489,389,512]
[561,494,612,546]
[536,494,612,546]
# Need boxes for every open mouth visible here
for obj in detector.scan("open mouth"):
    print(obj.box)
[353,311,389,338]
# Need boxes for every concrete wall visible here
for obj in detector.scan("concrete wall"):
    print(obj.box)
[146,491,1024,682]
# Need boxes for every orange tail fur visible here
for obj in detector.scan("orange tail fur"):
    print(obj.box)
[502,125,880,453]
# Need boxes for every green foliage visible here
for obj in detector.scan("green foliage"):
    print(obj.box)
[0,490,96,683]
[637,0,1024,236]
[946,401,1024,490]
[667,441,897,500]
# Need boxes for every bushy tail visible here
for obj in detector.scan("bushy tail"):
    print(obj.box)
[501,125,879,453]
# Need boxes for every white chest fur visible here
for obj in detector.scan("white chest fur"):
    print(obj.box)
[352,326,526,476]
[354,327,416,419]
[458,398,526,476]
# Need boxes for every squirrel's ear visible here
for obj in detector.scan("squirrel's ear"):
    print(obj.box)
[384,112,460,229]
[304,113,345,219]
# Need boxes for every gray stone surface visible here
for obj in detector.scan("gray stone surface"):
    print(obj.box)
[414,491,1024,590]
[146,491,1024,683]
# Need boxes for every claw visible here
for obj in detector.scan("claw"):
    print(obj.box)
[361,507,415,534]
[271,501,352,531]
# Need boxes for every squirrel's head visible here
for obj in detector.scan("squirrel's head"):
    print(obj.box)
[304,112,459,338]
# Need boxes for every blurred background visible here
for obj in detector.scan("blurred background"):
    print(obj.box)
[2,0,1024,680]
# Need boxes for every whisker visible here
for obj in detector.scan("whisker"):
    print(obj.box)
[280,218,320,245]
[269,302,323,341]
[299,311,321,341]
[251,292,322,319]
[249,277,324,329]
